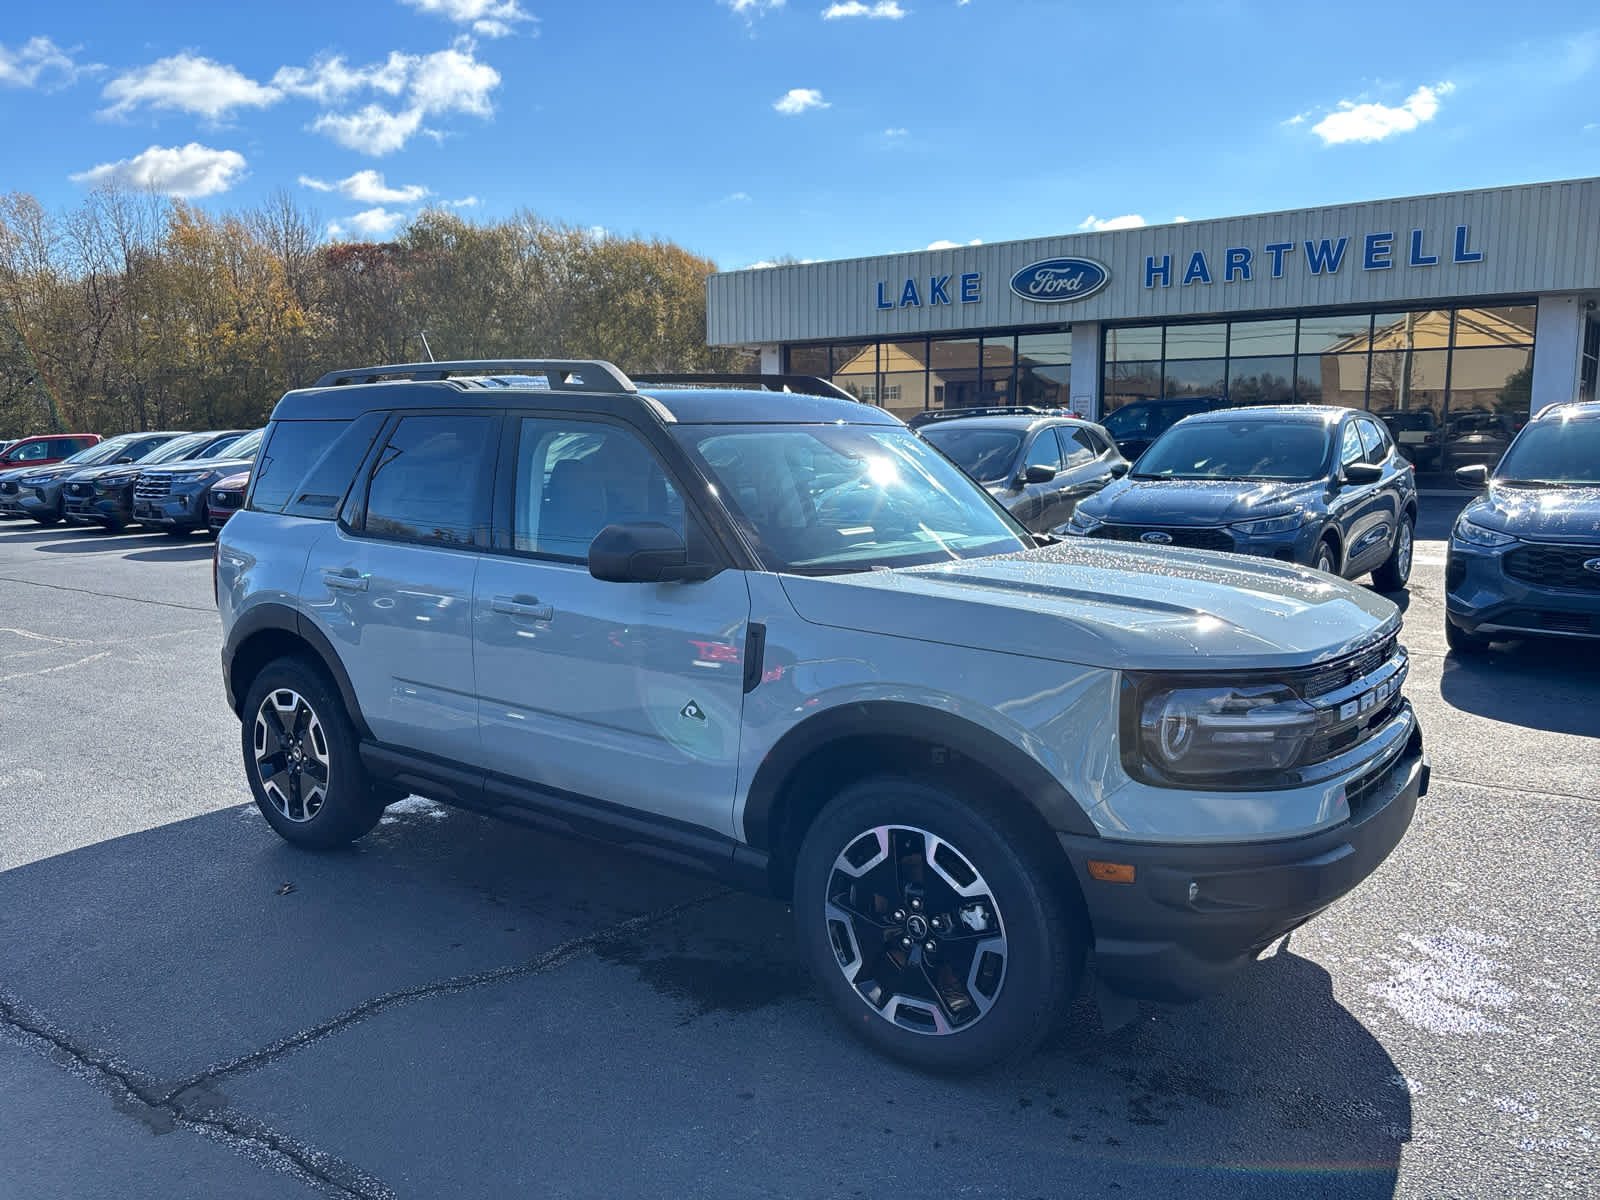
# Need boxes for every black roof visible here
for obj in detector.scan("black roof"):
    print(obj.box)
[271,361,901,427]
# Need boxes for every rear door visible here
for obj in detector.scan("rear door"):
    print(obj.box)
[1330,418,1389,575]
[302,410,499,765]
[471,413,750,836]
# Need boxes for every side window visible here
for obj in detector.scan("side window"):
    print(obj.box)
[1340,421,1365,468]
[57,439,88,457]
[1060,427,1099,467]
[12,442,47,462]
[514,418,683,560]
[1356,418,1388,464]
[253,414,384,518]
[1023,430,1064,474]
[362,414,497,546]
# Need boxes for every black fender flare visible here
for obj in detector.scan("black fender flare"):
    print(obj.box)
[742,700,1100,850]
[224,603,371,740]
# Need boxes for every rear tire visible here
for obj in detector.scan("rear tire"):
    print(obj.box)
[792,775,1081,1075]
[1445,619,1492,656]
[241,656,385,849]
[1372,514,1415,591]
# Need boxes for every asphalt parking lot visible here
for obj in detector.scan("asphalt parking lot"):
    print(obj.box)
[0,503,1596,1200]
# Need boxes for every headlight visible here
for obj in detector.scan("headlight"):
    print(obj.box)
[168,471,214,484]
[18,476,49,487]
[1231,511,1307,537]
[1452,516,1517,548]
[1133,682,1320,781]
[1065,508,1102,535]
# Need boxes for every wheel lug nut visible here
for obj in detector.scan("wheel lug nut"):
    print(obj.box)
[910,898,922,911]
[892,909,906,922]
[924,941,937,954]
[900,936,913,949]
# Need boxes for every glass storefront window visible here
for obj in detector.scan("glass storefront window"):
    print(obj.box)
[880,339,929,418]
[981,336,1015,406]
[1448,346,1533,417]
[1161,323,1227,359]
[1298,353,1369,408]
[1016,332,1071,409]
[1163,358,1226,399]
[828,342,877,403]
[1103,360,1161,411]
[1228,319,1297,357]
[1228,356,1295,405]
[788,345,829,376]
[1452,306,1537,347]
[929,336,983,411]
[1370,310,1452,352]
[1368,349,1448,421]
[1105,325,1163,361]
[1297,315,1372,355]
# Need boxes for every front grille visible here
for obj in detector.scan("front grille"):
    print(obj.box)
[134,476,172,501]
[1089,524,1235,552]
[1296,634,1400,700]
[1503,544,1600,593]
[1497,609,1600,636]
[0,481,17,497]
[65,481,93,498]
[210,490,243,511]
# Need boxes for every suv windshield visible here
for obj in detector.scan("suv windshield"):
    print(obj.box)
[137,433,212,464]
[1134,418,1332,482]
[674,424,1030,573]
[60,438,134,468]
[917,426,1024,485]
[206,428,263,461]
[1493,417,1600,485]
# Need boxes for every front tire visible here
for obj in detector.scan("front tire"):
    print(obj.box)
[1312,538,1338,576]
[792,776,1081,1074]
[241,656,384,849]
[1372,514,1415,591]
[31,500,62,526]
[1445,619,1492,656]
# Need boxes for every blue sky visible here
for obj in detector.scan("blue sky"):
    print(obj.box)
[2,0,1597,270]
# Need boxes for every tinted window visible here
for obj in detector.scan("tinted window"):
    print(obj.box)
[362,415,497,546]
[252,415,384,518]
[1061,427,1100,466]
[1356,419,1388,464]
[1339,421,1364,468]
[918,426,1023,486]
[8,442,49,462]
[1136,419,1332,483]
[1023,430,1064,474]
[139,433,211,464]
[514,418,684,560]
[1494,418,1600,485]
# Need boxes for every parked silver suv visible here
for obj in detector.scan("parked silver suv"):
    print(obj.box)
[216,360,1427,1073]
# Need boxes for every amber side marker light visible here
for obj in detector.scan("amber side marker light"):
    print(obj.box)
[1086,860,1136,884]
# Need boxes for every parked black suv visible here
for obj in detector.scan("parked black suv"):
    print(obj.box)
[1446,400,1600,651]
[1099,396,1230,462]
[133,428,263,536]
[63,429,249,531]
[1064,406,1418,589]
[914,408,1129,532]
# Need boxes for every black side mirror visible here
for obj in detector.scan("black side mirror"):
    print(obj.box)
[1020,464,1057,486]
[1454,464,1490,490]
[1109,461,1130,478]
[589,522,716,584]
[1342,462,1383,485]
[116,456,135,464]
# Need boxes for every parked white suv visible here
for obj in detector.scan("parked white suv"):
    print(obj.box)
[215,360,1427,1073]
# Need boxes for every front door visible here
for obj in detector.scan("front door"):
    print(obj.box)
[1330,418,1390,576]
[472,415,750,838]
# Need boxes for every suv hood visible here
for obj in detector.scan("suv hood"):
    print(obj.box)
[1462,482,1600,542]
[780,542,1398,672]
[141,453,255,479]
[1080,477,1323,525]
[2,461,87,484]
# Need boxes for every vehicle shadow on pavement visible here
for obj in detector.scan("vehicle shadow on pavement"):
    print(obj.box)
[1439,643,1600,736]
[28,534,182,555]
[0,804,1409,1200]
[121,545,217,563]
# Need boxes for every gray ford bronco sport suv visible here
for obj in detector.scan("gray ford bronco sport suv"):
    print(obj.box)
[217,360,1427,1074]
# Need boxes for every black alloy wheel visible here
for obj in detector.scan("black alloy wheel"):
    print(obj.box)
[793,776,1081,1074]
[1373,515,1415,592]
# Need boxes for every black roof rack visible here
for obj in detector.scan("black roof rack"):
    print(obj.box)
[906,405,1072,429]
[312,359,636,392]
[629,373,858,403]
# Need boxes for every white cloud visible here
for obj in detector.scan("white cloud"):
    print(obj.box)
[1077,213,1146,231]
[400,0,535,38]
[407,42,499,116]
[300,169,428,204]
[71,143,247,197]
[722,191,751,202]
[823,2,906,19]
[745,259,779,268]
[926,237,982,250]
[346,206,408,237]
[774,87,828,114]
[0,37,96,89]
[723,1,787,13]
[1174,215,1190,223]
[100,54,281,120]
[1309,82,1454,145]
[445,195,479,207]
[883,127,907,135]
[272,53,411,105]
[312,104,427,155]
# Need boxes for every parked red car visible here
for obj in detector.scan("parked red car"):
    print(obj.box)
[206,470,250,533]
[0,434,102,470]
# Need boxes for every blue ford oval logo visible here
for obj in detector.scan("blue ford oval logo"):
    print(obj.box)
[1140,530,1173,544]
[1585,558,1600,574]
[1009,257,1111,303]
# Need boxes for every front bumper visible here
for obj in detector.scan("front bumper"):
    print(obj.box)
[133,488,207,531]
[14,487,61,519]
[1447,540,1600,640]
[1058,722,1427,1001]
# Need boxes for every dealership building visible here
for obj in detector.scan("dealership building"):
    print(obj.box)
[705,177,1600,471]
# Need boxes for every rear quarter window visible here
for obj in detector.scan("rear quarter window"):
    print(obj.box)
[249,414,385,519]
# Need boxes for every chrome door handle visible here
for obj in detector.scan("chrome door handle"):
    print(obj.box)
[322,569,368,592]
[491,594,554,620]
